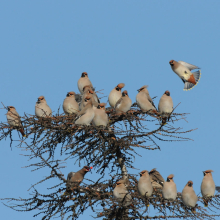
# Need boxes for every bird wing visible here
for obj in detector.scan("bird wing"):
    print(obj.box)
[149,168,165,186]
[67,172,76,181]
[146,94,157,109]
[114,97,123,109]
[178,61,200,70]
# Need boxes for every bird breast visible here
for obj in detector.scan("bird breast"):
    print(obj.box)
[108,90,121,108]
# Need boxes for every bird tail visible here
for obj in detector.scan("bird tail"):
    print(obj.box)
[183,70,201,91]
[19,128,26,137]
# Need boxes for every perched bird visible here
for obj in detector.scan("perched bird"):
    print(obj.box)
[115,90,132,114]
[182,181,198,211]
[113,179,132,206]
[108,83,125,108]
[35,96,52,117]
[138,170,153,198]
[63,91,79,115]
[82,85,99,103]
[162,174,177,200]
[136,85,157,113]
[149,168,165,189]
[6,106,25,137]
[93,103,108,127]
[78,72,93,94]
[169,60,201,91]
[158,91,173,124]
[80,94,98,111]
[201,170,215,207]
[64,166,92,195]
[75,99,95,125]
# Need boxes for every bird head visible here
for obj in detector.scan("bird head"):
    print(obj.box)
[187,180,193,187]
[81,72,88,78]
[67,91,75,97]
[122,90,128,97]
[167,174,174,182]
[140,170,149,177]
[203,170,214,176]
[116,83,125,91]
[137,85,148,92]
[97,103,106,110]
[7,106,15,111]
[169,60,175,66]
[37,96,45,103]
[164,91,170,96]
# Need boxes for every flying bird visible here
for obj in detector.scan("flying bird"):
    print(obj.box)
[169,60,201,91]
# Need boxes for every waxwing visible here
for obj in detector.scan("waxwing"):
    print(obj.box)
[169,60,201,91]
[162,174,177,200]
[108,83,125,108]
[63,91,79,115]
[201,170,215,207]
[77,72,93,94]
[138,170,153,198]
[7,106,25,137]
[115,90,132,113]
[113,179,132,206]
[35,96,52,117]
[92,103,108,127]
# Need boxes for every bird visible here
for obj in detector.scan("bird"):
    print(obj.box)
[63,91,79,115]
[138,170,153,198]
[182,181,198,212]
[108,83,125,108]
[64,166,92,195]
[75,99,95,125]
[35,96,52,117]
[79,94,98,111]
[113,179,132,206]
[149,168,165,189]
[162,174,177,201]
[201,170,215,207]
[158,91,173,124]
[82,85,99,104]
[115,90,132,114]
[6,106,25,137]
[169,60,201,91]
[136,85,157,114]
[92,103,108,127]
[77,72,93,94]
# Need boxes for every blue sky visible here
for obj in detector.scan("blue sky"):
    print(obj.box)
[0,1,220,219]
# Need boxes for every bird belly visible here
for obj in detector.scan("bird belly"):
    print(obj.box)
[174,66,192,81]
[93,113,108,126]
[109,91,121,108]
[201,181,215,197]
